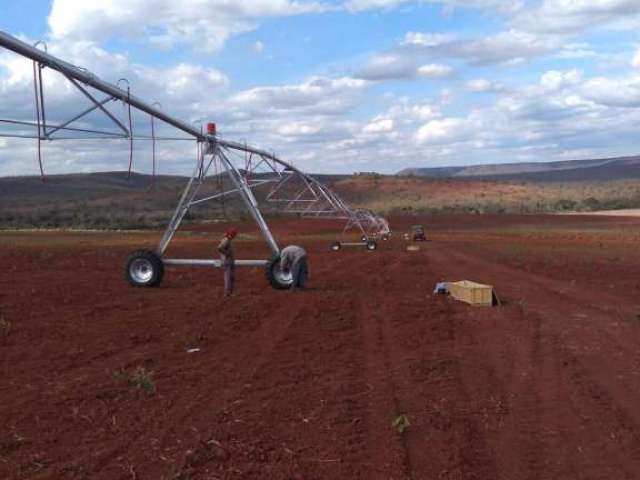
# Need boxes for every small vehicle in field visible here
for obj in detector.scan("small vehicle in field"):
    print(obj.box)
[411,225,426,241]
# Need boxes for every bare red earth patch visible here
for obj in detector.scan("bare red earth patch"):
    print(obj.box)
[1,215,640,479]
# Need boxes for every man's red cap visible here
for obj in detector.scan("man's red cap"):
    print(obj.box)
[225,227,238,238]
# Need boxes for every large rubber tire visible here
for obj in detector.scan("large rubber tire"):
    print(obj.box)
[124,249,164,287]
[265,255,294,290]
[330,241,341,252]
[366,240,377,251]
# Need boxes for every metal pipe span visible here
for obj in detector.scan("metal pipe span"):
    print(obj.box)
[163,259,269,267]
[0,30,205,140]
[0,30,308,177]
[0,29,352,215]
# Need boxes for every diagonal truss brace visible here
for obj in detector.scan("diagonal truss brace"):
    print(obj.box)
[0,29,391,269]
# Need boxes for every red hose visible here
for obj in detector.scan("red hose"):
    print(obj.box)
[150,114,156,188]
[126,88,134,179]
[32,61,45,182]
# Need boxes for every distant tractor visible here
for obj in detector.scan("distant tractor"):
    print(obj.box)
[411,225,426,242]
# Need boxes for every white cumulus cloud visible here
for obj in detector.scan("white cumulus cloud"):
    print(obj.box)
[417,63,453,78]
[540,69,582,90]
[48,0,330,51]
[252,40,265,54]
[466,78,504,93]
[403,32,455,47]
[415,118,464,144]
[514,0,640,34]
[632,48,640,68]
[346,0,523,14]
[363,117,394,134]
[227,76,369,115]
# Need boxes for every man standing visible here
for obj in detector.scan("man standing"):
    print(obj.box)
[280,245,308,291]
[218,227,237,297]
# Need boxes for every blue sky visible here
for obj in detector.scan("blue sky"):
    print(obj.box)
[1,0,640,176]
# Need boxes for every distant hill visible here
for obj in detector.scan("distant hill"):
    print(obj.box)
[3,164,640,228]
[398,156,640,182]
[0,171,186,201]
[0,172,208,229]
[0,171,352,229]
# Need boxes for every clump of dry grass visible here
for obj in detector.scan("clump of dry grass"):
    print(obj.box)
[113,366,156,395]
[0,315,11,339]
[392,414,411,434]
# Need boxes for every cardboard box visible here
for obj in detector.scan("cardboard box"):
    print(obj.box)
[449,280,493,306]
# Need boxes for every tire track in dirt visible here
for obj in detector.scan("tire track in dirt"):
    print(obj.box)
[289,244,505,479]
[216,295,368,479]
[437,274,545,480]
[95,297,323,478]
[354,252,414,479]
[440,244,640,426]
[4,222,640,479]
[425,243,640,479]
[98,247,365,479]
[369,248,503,480]
[158,249,376,479]
[2,262,331,478]
[444,241,640,355]
[2,241,365,479]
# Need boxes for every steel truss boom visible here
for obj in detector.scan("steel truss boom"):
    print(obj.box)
[0,30,202,140]
[0,30,390,288]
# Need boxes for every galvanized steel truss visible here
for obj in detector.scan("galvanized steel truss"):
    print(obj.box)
[0,30,390,269]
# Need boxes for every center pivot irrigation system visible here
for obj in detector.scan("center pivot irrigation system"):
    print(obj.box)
[0,30,390,289]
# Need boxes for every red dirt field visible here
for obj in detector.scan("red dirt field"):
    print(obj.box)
[1,214,640,480]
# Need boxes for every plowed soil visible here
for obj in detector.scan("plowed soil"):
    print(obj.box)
[1,214,640,480]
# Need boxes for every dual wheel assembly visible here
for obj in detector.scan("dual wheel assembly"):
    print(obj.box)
[124,250,294,290]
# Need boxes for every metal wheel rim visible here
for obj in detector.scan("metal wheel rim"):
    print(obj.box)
[130,258,154,283]
[274,267,293,284]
